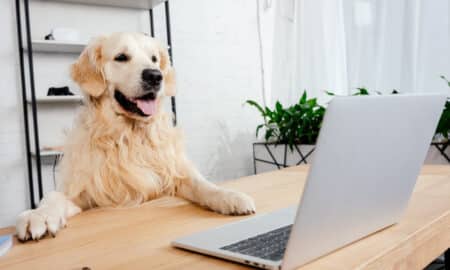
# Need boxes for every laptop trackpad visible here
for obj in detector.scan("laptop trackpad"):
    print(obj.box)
[173,206,297,250]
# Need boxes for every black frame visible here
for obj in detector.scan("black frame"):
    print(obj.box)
[15,0,176,208]
[446,248,450,270]
[253,140,449,175]
[252,142,315,174]
[431,141,450,163]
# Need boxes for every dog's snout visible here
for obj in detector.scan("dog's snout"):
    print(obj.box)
[142,69,162,86]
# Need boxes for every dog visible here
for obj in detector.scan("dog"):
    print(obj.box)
[16,32,256,241]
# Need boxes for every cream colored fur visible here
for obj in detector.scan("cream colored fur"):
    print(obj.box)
[16,33,255,241]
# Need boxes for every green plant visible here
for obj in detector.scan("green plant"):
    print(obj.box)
[436,76,450,140]
[326,87,398,96]
[326,87,369,96]
[246,91,325,150]
[328,83,449,140]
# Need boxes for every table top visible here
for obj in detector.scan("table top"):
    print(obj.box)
[0,165,449,270]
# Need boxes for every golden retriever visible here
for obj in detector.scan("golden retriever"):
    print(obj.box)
[16,32,255,241]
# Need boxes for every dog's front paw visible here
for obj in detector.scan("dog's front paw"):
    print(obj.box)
[16,207,66,241]
[211,189,256,216]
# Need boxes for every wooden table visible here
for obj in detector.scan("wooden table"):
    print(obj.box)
[0,165,449,270]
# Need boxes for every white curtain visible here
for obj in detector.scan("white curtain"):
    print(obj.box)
[271,0,450,106]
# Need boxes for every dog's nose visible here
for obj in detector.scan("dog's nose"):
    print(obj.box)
[142,69,162,86]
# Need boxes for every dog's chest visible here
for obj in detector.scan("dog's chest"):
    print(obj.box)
[114,129,179,176]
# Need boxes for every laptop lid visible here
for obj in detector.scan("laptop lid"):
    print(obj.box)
[282,94,446,269]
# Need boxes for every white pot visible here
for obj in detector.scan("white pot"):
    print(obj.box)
[253,143,315,174]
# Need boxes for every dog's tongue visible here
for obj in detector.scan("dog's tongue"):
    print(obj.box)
[135,99,157,115]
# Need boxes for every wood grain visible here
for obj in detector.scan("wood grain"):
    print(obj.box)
[0,165,448,270]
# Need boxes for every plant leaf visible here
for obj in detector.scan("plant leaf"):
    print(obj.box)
[256,124,264,137]
[251,91,326,147]
[265,128,274,141]
[245,100,265,115]
[275,101,283,113]
[300,91,307,104]
[441,75,450,87]
[355,87,369,95]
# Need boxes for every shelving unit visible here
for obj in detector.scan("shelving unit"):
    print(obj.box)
[31,150,63,157]
[34,0,166,9]
[431,140,450,163]
[15,0,176,208]
[29,40,86,53]
[27,95,83,104]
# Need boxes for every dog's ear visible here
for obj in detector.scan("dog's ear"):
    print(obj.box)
[158,42,176,96]
[71,36,106,98]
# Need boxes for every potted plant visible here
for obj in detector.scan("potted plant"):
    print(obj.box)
[428,76,450,163]
[246,91,325,173]
[329,84,449,162]
[248,83,449,174]
[435,76,450,142]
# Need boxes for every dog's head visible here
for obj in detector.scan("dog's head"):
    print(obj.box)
[71,32,175,119]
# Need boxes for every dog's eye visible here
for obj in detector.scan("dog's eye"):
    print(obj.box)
[114,53,130,62]
[151,55,158,63]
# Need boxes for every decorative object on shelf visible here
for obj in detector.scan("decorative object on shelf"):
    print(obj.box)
[47,86,74,96]
[247,91,324,173]
[44,33,54,40]
[44,27,80,42]
[0,235,12,257]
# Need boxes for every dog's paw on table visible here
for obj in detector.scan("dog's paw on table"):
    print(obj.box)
[16,208,67,241]
[210,190,256,216]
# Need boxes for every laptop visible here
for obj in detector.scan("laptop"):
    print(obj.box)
[172,94,446,270]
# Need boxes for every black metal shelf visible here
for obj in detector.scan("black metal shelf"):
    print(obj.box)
[253,140,449,175]
[431,140,450,162]
[26,40,86,53]
[15,0,176,208]
[252,142,315,174]
[33,0,166,10]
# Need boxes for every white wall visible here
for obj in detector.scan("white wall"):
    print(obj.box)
[0,0,263,227]
[171,1,263,181]
[0,1,29,230]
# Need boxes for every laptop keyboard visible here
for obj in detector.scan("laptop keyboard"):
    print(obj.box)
[220,225,293,261]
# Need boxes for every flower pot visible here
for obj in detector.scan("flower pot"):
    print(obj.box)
[253,142,315,174]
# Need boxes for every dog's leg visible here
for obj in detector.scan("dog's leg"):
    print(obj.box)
[16,191,81,241]
[176,166,256,215]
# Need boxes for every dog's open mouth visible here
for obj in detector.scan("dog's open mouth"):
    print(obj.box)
[114,90,157,117]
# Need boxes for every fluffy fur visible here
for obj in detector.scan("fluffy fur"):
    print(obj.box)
[16,32,255,241]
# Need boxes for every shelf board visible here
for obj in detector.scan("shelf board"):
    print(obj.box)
[31,150,63,157]
[27,95,83,104]
[33,0,167,9]
[28,40,168,54]
[28,40,86,53]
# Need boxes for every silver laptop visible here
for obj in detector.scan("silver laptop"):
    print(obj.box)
[172,94,446,270]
